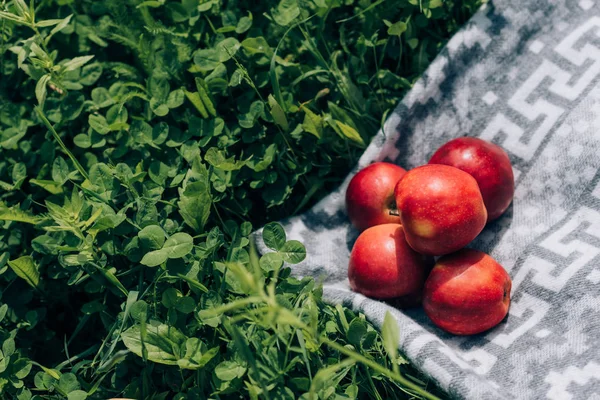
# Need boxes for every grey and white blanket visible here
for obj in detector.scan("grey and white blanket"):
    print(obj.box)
[261,0,600,398]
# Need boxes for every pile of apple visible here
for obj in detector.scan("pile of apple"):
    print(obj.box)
[346,138,514,335]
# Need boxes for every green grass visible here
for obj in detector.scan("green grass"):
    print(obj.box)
[0,0,479,398]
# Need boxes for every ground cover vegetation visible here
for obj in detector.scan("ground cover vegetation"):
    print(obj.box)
[0,0,480,398]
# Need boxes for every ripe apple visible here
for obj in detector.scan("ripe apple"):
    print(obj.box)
[345,162,407,231]
[429,137,514,221]
[423,249,512,335]
[394,164,487,256]
[348,224,433,300]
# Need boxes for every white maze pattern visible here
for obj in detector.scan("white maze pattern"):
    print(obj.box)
[480,17,600,162]
[261,2,600,399]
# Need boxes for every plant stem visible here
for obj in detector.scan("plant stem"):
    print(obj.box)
[56,344,100,370]
[320,337,442,400]
[35,107,90,181]
[202,296,264,317]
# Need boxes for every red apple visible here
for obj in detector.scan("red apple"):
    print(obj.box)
[345,162,407,231]
[423,249,512,335]
[394,164,487,256]
[429,137,514,221]
[348,224,433,300]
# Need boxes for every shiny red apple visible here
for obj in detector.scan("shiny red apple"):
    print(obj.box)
[348,224,433,300]
[429,137,514,221]
[345,162,407,231]
[394,164,487,256]
[423,249,512,335]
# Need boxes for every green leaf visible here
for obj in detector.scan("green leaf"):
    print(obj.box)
[216,37,240,62]
[0,180,14,191]
[332,120,365,147]
[67,390,88,400]
[37,17,69,28]
[268,94,289,131]
[152,122,169,145]
[3,338,15,357]
[198,0,217,12]
[1,127,26,150]
[427,0,443,8]
[45,14,73,44]
[30,42,46,59]
[175,297,196,314]
[150,99,169,116]
[407,38,419,49]
[204,148,245,171]
[361,330,377,350]
[121,323,187,366]
[163,233,194,259]
[236,13,253,33]
[73,134,91,148]
[259,252,283,272]
[138,225,166,250]
[51,157,70,183]
[0,11,27,24]
[140,232,194,267]
[137,0,164,7]
[30,179,63,195]
[241,37,273,56]
[0,204,43,224]
[149,161,169,185]
[302,107,323,139]
[7,256,40,289]
[193,48,221,71]
[310,358,356,397]
[13,358,32,380]
[166,3,189,21]
[178,180,211,232]
[130,120,155,145]
[36,75,51,105]
[184,90,209,118]
[140,250,168,267]
[80,63,103,85]
[347,318,367,348]
[12,163,26,185]
[89,163,117,200]
[162,288,181,308]
[91,87,114,108]
[178,339,218,370]
[215,361,246,381]
[63,55,94,71]
[279,240,306,264]
[167,89,185,109]
[88,114,110,135]
[238,100,264,129]
[60,92,85,121]
[387,20,407,36]
[0,305,8,324]
[149,76,170,100]
[262,223,286,251]
[382,312,400,374]
[272,0,300,26]
[58,373,80,393]
[106,104,128,125]
[246,144,276,172]
[130,300,148,322]
[194,77,217,117]
[222,261,255,294]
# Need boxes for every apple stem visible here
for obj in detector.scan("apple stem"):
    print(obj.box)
[389,209,400,217]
